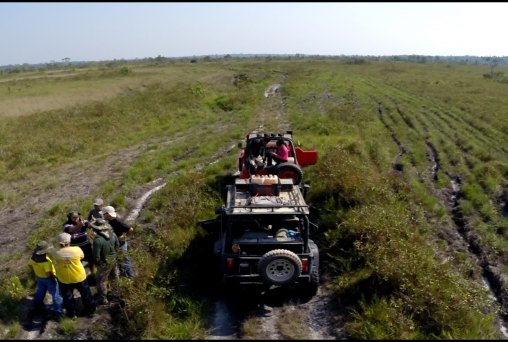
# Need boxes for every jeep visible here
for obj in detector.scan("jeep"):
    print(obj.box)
[200,175,319,295]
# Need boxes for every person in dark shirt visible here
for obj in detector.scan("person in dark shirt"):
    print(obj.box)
[62,211,94,274]
[245,136,267,174]
[91,218,120,305]
[87,198,104,221]
[248,136,263,158]
[102,206,134,279]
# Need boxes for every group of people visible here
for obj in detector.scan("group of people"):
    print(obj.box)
[245,135,289,175]
[27,198,134,320]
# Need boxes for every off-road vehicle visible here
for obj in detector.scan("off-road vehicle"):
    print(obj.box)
[238,130,317,185]
[200,174,319,295]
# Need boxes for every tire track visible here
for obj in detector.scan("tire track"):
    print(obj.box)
[424,141,508,338]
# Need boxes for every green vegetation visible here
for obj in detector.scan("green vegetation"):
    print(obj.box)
[1,57,507,339]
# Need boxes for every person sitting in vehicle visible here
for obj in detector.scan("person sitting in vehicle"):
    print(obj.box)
[267,140,288,165]
[248,136,264,158]
[245,136,266,174]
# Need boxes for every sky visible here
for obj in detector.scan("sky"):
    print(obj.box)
[1,2,507,66]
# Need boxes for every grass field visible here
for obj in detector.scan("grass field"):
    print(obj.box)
[0,57,507,339]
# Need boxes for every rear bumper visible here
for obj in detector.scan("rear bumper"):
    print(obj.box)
[223,273,312,285]
[221,254,315,285]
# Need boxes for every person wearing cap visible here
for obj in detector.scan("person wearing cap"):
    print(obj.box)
[87,198,104,221]
[28,241,63,319]
[102,205,134,279]
[53,232,96,318]
[91,218,120,305]
[62,211,95,274]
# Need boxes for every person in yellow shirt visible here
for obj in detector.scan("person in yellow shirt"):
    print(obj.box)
[52,232,96,319]
[28,241,63,319]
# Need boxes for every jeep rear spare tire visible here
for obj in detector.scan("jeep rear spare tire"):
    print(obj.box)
[258,249,302,285]
[273,162,303,185]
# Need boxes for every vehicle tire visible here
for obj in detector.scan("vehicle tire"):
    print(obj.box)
[299,266,319,297]
[308,240,319,268]
[310,266,319,288]
[258,249,302,286]
[301,241,319,296]
[273,163,303,185]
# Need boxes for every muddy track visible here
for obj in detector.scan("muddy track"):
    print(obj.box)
[206,281,347,340]
[446,175,508,337]
[425,140,440,182]
[372,97,415,175]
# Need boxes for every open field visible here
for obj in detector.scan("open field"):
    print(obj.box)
[0,58,507,339]
[0,64,215,117]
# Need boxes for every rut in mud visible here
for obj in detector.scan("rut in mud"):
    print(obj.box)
[206,280,348,340]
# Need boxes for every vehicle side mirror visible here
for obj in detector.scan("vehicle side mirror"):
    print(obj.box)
[199,219,221,233]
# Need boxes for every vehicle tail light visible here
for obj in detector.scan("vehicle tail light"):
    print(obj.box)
[226,258,234,270]
[301,258,308,273]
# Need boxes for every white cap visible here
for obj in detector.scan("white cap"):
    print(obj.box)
[58,232,71,245]
[102,205,117,218]
[93,198,104,206]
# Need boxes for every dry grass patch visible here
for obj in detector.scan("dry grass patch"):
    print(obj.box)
[0,78,148,118]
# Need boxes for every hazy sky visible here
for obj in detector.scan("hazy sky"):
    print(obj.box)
[1,2,507,66]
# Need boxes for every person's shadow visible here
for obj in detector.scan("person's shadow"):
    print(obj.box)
[20,297,49,335]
